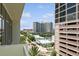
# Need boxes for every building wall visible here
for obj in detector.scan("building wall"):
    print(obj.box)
[55,3,79,56]
[33,22,53,33]
[3,3,24,44]
[0,3,24,44]
[55,24,59,55]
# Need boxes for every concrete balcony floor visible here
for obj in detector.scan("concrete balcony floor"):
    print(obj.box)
[0,44,28,56]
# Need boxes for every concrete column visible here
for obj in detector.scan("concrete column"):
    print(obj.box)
[12,19,20,44]
[55,23,60,55]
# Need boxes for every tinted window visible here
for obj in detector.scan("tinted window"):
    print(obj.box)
[55,19,58,23]
[0,18,1,44]
[60,17,66,22]
[60,11,66,17]
[55,9,58,13]
[67,13,76,21]
[0,4,1,14]
[60,5,66,11]
[67,3,76,8]
[0,4,12,45]
[55,14,58,18]
[55,4,59,8]
[78,13,79,19]
[78,5,79,11]
[67,7,76,14]
[60,3,65,6]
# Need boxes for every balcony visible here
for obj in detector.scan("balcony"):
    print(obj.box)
[59,31,65,33]
[59,41,79,52]
[60,25,79,29]
[66,25,79,28]
[60,34,79,40]
[60,46,78,56]
[60,30,79,34]
[66,40,78,46]
[0,44,29,56]
[67,30,78,34]
[66,44,79,53]
[60,35,67,38]
[67,35,79,40]
[60,47,67,54]
[59,39,79,56]
[66,49,78,56]
[59,39,66,43]
[59,51,67,56]
[59,43,66,48]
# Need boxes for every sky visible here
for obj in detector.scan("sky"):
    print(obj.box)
[20,3,55,30]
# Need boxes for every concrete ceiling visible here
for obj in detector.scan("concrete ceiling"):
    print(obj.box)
[3,3,25,21]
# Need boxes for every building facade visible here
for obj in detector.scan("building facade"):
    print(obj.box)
[33,22,41,33]
[0,3,24,45]
[33,22,53,33]
[55,3,79,56]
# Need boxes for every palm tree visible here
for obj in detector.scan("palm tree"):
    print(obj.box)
[28,45,40,56]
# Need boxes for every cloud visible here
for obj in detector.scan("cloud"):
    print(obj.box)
[22,12,32,18]
[42,13,54,19]
[40,13,54,22]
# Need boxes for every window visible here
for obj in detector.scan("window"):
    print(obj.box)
[60,11,66,17]
[67,6,76,14]
[55,19,58,23]
[0,18,1,44]
[68,34,76,36]
[0,4,12,45]
[67,54,72,56]
[55,14,58,18]
[67,13,76,21]
[67,3,76,8]
[55,9,59,13]
[60,16,66,22]
[60,37,66,40]
[60,5,66,11]
[0,17,5,45]
[78,12,79,19]
[67,22,76,25]
[55,3,59,8]
[60,3,65,6]
[78,5,79,11]
[0,4,1,15]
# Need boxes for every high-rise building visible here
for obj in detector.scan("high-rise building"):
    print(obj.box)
[33,22,41,33]
[45,22,53,33]
[0,3,24,45]
[33,22,53,33]
[55,3,79,56]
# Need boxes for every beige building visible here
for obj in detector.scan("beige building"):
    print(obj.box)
[55,3,79,56]
[0,3,24,45]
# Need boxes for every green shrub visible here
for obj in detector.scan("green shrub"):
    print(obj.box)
[28,35,36,42]
[51,48,57,56]
[20,36,26,44]
[20,31,27,36]
[28,45,40,56]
